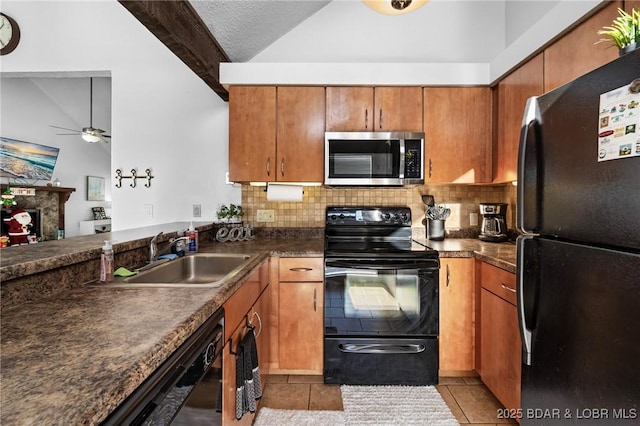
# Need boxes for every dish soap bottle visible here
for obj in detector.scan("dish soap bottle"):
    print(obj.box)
[187,222,198,253]
[100,240,114,283]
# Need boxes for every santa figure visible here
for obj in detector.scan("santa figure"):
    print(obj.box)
[4,208,33,246]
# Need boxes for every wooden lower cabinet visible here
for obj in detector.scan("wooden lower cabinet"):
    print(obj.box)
[439,258,475,373]
[271,257,324,374]
[479,262,521,413]
[279,281,324,371]
[222,261,270,425]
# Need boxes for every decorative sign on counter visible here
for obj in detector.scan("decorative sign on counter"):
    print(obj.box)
[215,223,255,242]
[598,79,640,162]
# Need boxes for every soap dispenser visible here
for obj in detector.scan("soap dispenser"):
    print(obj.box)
[100,240,114,283]
[187,222,198,252]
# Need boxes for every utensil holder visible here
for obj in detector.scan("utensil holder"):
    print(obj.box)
[427,219,445,240]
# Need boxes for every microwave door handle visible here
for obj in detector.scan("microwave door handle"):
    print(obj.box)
[399,139,405,179]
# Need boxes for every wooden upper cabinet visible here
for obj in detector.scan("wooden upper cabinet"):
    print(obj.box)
[544,1,622,92]
[229,86,324,183]
[326,87,375,131]
[374,86,423,131]
[228,86,276,182]
[326,86,423,132]
[494,53,544,184]
[276,87,325,182]
[423,87,492,183]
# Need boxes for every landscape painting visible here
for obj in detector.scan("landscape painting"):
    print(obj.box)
[0,137,60,181]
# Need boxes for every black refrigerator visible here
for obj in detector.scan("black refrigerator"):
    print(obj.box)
[517,49,640,425]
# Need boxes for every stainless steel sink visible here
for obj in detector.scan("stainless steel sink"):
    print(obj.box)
[93,253,255,288]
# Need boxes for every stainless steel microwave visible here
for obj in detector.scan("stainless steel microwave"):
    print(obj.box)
[325,132,425,186]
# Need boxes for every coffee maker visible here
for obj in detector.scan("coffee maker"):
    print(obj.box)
[479,203,508,242]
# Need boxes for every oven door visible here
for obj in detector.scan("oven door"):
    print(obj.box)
[324,257,439,337]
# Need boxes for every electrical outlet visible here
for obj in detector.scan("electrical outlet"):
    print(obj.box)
[470,212,479,226]
[257,209,275,222]
[144,204,153,218]
[193,204,202,218]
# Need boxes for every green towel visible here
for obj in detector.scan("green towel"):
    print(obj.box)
[114,267,138,277]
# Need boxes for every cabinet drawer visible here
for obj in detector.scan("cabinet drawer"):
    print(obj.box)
[279,257,323,282]
[480,262,516,306]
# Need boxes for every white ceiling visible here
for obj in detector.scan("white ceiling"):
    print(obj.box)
[189,0,561,64]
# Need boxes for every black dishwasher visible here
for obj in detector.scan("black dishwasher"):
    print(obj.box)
[102,309,224,426]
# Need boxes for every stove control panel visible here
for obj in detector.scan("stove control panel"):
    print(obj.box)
[326,207,412,226]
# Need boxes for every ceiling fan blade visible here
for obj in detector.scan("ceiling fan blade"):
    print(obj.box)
[50,124,81,133]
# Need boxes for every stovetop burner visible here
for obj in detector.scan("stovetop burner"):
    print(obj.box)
[324,206,438,259]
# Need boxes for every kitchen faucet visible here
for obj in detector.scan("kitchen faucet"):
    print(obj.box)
[149,231,190,262]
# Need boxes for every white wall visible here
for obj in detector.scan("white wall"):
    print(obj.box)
[221,0,604,86]
[0,0,238,233]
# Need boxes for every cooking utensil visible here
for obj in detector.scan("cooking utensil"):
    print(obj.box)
[421,194,435,207]
[426,204,451,220]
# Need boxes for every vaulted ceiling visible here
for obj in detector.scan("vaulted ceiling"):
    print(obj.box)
[120,0,578,100]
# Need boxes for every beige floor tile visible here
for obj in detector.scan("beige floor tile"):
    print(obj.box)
[439,377,468,385]
[309,384,344,411]
[260,383,310,410]
[265,374,289,383]
[288,374,325,384]
[436,385,469,423]
[447,385,517,424]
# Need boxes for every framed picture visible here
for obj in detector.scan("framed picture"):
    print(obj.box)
[92,207,107,220]
[87,176,105,201]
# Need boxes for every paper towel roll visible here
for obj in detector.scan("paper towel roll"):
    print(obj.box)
[266,184,304,202]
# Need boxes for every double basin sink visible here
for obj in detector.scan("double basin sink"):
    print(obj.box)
[95,252,257,288]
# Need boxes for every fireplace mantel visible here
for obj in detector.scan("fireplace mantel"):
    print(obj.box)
[1,185,76,239]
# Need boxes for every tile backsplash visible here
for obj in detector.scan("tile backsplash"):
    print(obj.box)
[242,183,517,233]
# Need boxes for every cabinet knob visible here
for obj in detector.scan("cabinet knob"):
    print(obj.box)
[365,109,369,129]
[281,158,285,177]
[289,267,313,272]
[266,157,271,177]
[379,109,383,129]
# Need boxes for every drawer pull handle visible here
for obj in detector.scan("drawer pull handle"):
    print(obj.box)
[501,283,516,293]
[289,267,313,272]
[313,288,317,312]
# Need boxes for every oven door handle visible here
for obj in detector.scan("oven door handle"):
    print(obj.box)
[325,260,439,271]
[338,343,425,354]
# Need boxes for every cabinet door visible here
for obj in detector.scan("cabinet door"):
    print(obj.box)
[228,86,276,182]
[544,1,621,92]
[326,86,374,131]
[480,288,521,412]
[494,54,544,183]
[276,87,325,182]
[439,258,475,372]
[251,288,270,392]
[278,281,324,372]
[424,87,491,183]
[374,86,423,132]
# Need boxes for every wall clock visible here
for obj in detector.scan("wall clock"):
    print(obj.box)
[0,13,20,55]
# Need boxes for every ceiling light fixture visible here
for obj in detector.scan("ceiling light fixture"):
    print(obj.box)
[363,0,428,15]
[81,129,101,143]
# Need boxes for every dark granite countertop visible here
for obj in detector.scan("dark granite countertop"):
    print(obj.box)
[412,236,517,273]
[0,226,513,425]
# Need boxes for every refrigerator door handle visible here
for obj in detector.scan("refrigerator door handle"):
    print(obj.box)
[517,96,541,234]
[517,235,534,366]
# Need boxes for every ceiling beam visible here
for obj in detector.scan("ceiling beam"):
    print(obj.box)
[118,0,230,101]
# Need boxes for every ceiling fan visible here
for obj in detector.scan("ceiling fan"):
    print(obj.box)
[49,77,111,143]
